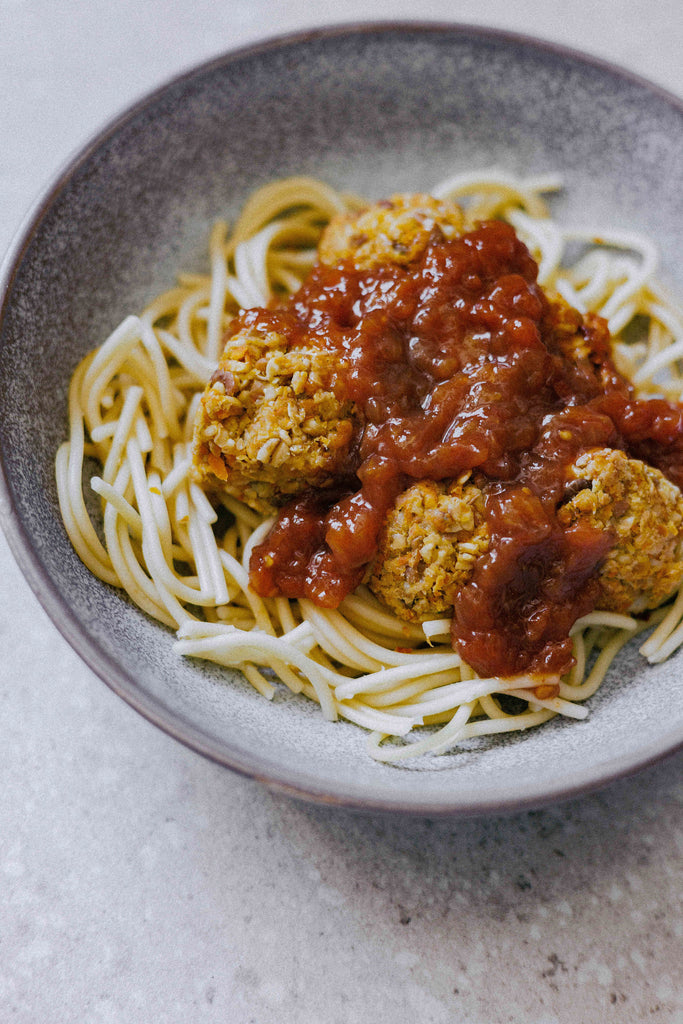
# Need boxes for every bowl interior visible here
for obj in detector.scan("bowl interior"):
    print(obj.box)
[2,24,683,814]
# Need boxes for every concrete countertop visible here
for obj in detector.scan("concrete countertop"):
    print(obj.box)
[1,2,682,1021]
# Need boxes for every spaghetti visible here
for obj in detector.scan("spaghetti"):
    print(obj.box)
[56,172,683,762]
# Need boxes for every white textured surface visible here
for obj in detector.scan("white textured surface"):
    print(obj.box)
[1,2,682,1022]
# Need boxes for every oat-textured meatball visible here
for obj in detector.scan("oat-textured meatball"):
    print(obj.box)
[558,448,683,613]
[368,478,490,621]
[318,193,466,270]
[545,295,621,392]
[192,326,358,514]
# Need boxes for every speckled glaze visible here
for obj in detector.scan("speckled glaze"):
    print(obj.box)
[1,24,683,815]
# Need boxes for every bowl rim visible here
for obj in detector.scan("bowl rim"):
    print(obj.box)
[2,20,683,816]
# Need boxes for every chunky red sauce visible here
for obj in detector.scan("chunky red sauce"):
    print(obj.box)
[245,221,683,677]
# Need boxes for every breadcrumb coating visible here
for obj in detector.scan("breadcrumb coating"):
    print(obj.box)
[192,327,358,514]
[558,448,683,613]
[318,193,466,270]
[368,478,490,621]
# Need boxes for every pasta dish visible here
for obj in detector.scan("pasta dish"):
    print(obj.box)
[56,171,683,762]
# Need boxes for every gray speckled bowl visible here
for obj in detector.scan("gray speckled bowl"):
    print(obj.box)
[2,24,683,815]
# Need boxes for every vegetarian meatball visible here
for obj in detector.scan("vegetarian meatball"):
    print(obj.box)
[318,193,466,270]
[558,448,683,613]
[192,326,358,514]
[368,477,490,621]
[545,294,623,394]
[193,195,468,513]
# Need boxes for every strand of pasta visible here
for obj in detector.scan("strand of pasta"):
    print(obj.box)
[367,702,476,761]
[102,472,177,628]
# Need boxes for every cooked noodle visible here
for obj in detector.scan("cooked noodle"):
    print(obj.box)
[56,172,683,762]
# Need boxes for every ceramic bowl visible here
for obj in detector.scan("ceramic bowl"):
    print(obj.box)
[2,24,683,815]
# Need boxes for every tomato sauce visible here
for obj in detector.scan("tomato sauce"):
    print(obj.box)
[247,221,683,677]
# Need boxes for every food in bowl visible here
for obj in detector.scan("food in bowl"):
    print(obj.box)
[56,170,683,762]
